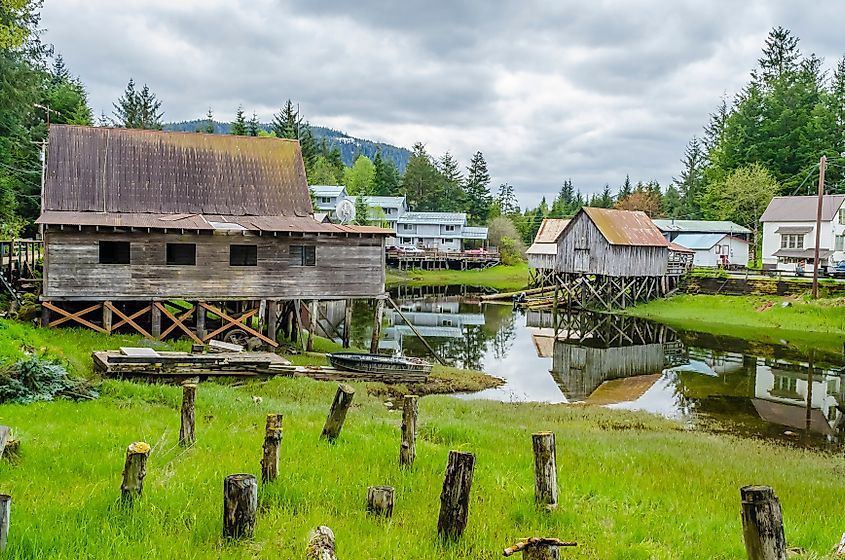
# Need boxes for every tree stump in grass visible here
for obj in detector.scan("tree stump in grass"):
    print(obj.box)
[321,384,354,442]
[179,383,197,446]
[0,494,9,552]
[399,395,418,468]
[306,526,338,560]
[366,486,395,518]
[740,485,787,560]
[260,414,283,483]
[223,474,257,539]
[532,432,558,509]
[437,450,475,540]
[120,441,150,502]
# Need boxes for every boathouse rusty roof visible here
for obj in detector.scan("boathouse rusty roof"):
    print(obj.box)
[580,207,668,247]
[38,126,390,235]
[533,218,570,244]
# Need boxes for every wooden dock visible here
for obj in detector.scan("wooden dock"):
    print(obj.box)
[387,249,499,271]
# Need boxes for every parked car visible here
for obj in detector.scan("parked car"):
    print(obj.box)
[831,261,845,279]
[396,245,424,254]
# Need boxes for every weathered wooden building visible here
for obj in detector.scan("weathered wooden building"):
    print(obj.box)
[526,218,569,287]
[550,207,683,310]
[37,125,391,345]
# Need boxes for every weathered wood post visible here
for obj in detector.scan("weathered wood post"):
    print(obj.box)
[321,384,355,442]
[532,432,558,509]
[0,425,9,460]
[0,494,9,552]
[740,485,787,560]
[196,303,207,340]
[179,382,197,446]
[151,302,161,339]
[102,301,113,333]
[120,441,151,502]
[366,486,395,518]
[266,300,279,343]
[437,450,475,540]
[370,297,385,354]
[399,395,418,468]
[342,299,353,349]
[306,526,338,560]
[307,300,318,352]
[260,414,283,483]
[223,474,257,539]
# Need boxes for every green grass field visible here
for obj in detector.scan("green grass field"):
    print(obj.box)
[386,263,529,291]
[2,378,844,559]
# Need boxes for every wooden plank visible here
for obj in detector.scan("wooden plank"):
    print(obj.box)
[107,303,153,338]
[155,302,202,343]
[200,303,278,348]
[119,347,160,357]
[42,301,107,333]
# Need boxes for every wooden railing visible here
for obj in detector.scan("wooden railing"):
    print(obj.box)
[0,238,43,286]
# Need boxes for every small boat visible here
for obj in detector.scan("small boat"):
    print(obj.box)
[327,352,433,375]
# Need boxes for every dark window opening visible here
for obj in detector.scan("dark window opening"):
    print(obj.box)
[290,245,316,267]
[99,241,130,264]
[166,243,196,265]
[230,244,258,266]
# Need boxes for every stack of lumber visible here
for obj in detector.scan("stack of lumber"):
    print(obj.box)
[92,348,430,384]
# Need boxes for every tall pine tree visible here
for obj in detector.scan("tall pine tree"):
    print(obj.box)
[464,151,492,225]
[231,106,247,136]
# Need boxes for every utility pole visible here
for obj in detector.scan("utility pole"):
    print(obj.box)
[812,155,827,299]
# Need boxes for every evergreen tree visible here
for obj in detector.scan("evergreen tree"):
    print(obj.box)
[702,95,729,154]
[372,151,401,196]
[51,53,70,85]
[246,111,260,136]
[272,100,317,170]
[231,106,247,136]
[496,183,519,215]
[754,26,800,85]
[617,174,633,201]
[675,137,706,218]
[437,152,466,212]
[551,179,574,216]
[204,108,215,134]
[112,79,163,129]
[463,151,492,224]
[402,143,444,211]
[662,184,682,218]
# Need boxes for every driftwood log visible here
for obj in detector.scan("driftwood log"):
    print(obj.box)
[306,526,338,560]
[0,425,9,460]
[223,474,257,539]
[120,441,151,502]
[532,432,558,509]
[0,494,8,552]
[366,486,395,518]
[437,450,475,540]
[260,413,283,483]
[399,395,418,468]
[321,384,355,442]
[503,538,577,558]
[179,382,197,446]
[740,485,787,560]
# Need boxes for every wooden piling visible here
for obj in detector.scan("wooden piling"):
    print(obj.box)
[120,441,151,502]
[321,384,355,442]
[260,414,283,483]
[370,298,385,354]
[102,301,113,332]
[366,486,395,518]
[306,526,338,560]
[151,303,161,339]
[223,474,257,539]
[266,300,279,343]
[343,299,352,349]
[179,382,197,446]
[0,425,9,460]
[437,450,475,540]
[399,395,418,468]
[740,485,787,560]
[196,303,207,340]
[532,432,558,509]
[307,300,317,352]
[0,495,8,553]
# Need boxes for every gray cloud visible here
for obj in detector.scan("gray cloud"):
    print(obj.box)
[41,0,845,207]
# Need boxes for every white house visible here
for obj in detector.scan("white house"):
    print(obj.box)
[396,212,488,252]
[670,233,749,267]
[310,185,347,214]
[760,195,845,272]
[346,196,409,231]
[652,219,750,268]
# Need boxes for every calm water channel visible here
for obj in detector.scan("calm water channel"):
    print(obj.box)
[360,288,845,448]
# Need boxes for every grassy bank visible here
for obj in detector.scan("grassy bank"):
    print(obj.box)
[2,377,844,559]
[386,262,529,291]
[626,294,845,352]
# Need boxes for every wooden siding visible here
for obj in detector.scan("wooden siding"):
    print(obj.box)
[43,230,385,300]
[555,212,667,277]
[527,252,556,270]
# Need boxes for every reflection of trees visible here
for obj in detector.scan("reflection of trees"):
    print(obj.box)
[491,313,516,360]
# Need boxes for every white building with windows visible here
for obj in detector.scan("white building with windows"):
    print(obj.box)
[760,195,845,272]
[652,219,750,268]
[396,212,488,252]
[346,196,408,231]
[310,185,348,214]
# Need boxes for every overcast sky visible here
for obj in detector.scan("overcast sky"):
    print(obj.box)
[40,1,845,207]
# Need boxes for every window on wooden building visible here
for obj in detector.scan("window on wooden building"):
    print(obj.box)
[99,241,130,264]
[166,243,196,265]
[290,245,316,267]
[230,244,258,266]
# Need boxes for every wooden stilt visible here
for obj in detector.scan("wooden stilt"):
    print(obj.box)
[532,432,558,509]
[196,303,206,340]
[307,300,317,352]
[102,301,113,333]
[0,494,8,553]
[266,300,279,342]
[400,395,418,468]
[343,299,352,349]
[261,413,283,483]
[179,382,197,446]
[370,297,384,354]
[151,302,161,339]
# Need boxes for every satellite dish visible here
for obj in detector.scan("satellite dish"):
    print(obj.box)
[335,199,356,224]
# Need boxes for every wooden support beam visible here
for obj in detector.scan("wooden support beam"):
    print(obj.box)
[342,299,352,349]
[151,303,161,339]
[201,303,278,348]
[102,301,113,333]
[42,302,107,333]
[370,298,384,354]
[307,300,317,352]
[386,297,447,366]
[196,303,206,340]
[156,302,202,344]
[266,300,279,343]
[106,302,152,338]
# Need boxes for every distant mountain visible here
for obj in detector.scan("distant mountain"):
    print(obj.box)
[163,120,411,172]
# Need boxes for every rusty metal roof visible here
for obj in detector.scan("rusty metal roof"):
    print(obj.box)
[668,241,695,253]
[581,207,668,247]
[533,218,570,244]
[37,210,392,235]
[42,125,312,217]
